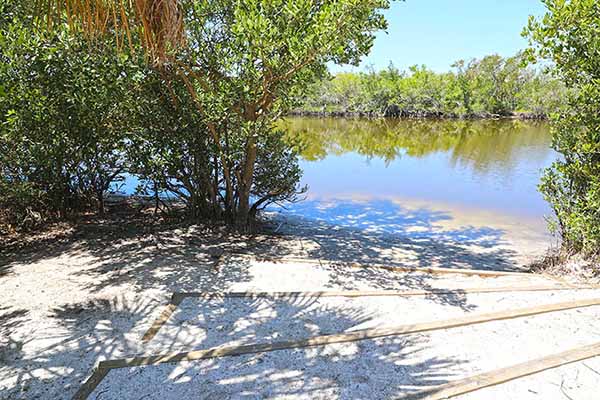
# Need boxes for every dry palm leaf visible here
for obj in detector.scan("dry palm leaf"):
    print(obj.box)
[36,0,186,64]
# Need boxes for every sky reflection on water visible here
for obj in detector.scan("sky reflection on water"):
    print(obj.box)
[275,118,556,243]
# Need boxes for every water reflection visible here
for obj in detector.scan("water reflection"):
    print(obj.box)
[282,117,556,219]
[285,117,552,173]
[272,118,556,263]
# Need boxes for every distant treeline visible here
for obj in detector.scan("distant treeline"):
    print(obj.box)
[294,53,566,119]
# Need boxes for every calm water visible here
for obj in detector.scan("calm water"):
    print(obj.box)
[277,118,556,235]
[117,117,556,240]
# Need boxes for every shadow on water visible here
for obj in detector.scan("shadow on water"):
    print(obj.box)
[283,198,507,244]
[271,198,519,271]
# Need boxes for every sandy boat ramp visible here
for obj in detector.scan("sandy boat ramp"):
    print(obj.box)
[2,250,600,400]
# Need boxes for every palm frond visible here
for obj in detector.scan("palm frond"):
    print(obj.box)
[36,0,186,64]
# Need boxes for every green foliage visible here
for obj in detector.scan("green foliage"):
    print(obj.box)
[538,86,600,255]
[2,1,391,230]
[251,130,306,215]
[525,0,600,256]
[298,54,566,117]
[125,73,217,218]
[162,0,392,225]
[0,15,141,228]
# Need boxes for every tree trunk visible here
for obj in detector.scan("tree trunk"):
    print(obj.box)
[236,134,258,228]
[97,190,105,216]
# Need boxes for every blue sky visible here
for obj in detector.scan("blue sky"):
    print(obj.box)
[332,0,547,73]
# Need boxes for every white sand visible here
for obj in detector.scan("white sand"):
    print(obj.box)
[0,219,597,400]
[92,305,600,400]
[141,290,600,355]
[455,356,600,400]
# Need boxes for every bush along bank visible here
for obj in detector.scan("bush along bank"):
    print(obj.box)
[289,107,548,120]
[295,53,566,120]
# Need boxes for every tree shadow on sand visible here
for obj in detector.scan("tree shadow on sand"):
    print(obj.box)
[1,198,522,298]
[0,215,260,293]
[1,296,158,399]
[58,212,484,310]
[0,307,30,368]
[88,295,467,400]
[0,293,469,399]
[0,204,527,399]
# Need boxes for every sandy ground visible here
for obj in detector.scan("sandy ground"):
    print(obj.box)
[93,305,600,400]
[140,290,600,355]
[0,215,597,399]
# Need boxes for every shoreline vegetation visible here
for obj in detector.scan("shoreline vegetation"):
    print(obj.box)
[288,109,547,120]
[1,2,597,280]
[1,1,390,231]
[294,53,566,121]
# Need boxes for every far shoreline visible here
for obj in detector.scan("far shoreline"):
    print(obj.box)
[288,109,548,121]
